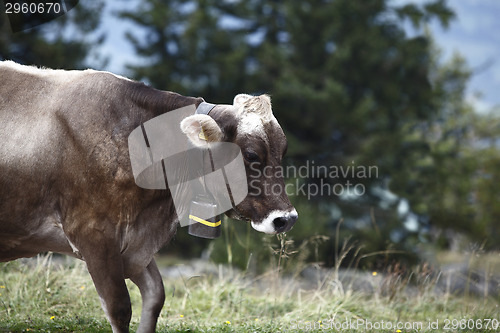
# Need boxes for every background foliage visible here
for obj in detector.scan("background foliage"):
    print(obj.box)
[1,0,499,270]
[0,0,105,68]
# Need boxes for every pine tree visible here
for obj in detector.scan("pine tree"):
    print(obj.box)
[119,0,500,265]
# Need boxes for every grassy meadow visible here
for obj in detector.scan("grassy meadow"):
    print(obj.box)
[1,243,499,333]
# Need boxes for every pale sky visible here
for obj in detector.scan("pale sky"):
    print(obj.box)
[417,0,500,112]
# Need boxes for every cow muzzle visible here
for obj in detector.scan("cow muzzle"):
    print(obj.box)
[251,209,298,234]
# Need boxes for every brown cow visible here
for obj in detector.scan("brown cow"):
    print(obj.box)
[0,61,297,332]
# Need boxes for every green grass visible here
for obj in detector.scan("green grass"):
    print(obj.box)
[1,252,499,333]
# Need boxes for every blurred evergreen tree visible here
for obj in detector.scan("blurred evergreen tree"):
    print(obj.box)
[118,0,249,101]
[472,113,500,248]
[0,1,105,69]
[120,0,499,266]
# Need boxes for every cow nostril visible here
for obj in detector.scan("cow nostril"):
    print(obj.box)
[273,217,287,231]
[272,212,298,233]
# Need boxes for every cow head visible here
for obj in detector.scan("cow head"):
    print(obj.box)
[180,94,298,234]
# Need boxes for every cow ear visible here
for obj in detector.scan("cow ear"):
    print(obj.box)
[180,114,223,147]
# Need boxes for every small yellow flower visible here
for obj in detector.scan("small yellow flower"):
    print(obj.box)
[179,314,184,318]
[0,293,2,296]
[0,286,5,289]
[255,318,259,322]
[396,330,402,333]
[80,286,85,290]
[225,321,231,325]
[50,316,55,320]
[372,271,378,276]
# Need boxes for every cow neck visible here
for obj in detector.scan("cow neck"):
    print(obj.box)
[126,81,204,119]
[194,102,249,223]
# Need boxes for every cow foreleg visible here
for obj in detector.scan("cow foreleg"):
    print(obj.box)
[130,259,166,333]
[80,246,132,333]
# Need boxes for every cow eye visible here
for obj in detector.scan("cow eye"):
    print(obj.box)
[243,151,259,163]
